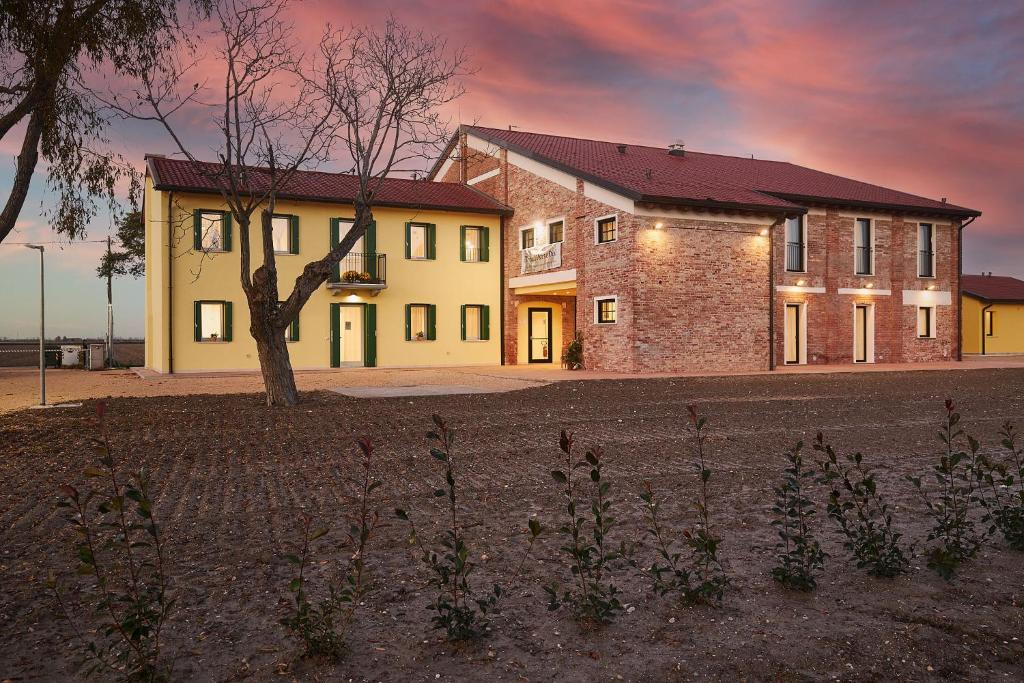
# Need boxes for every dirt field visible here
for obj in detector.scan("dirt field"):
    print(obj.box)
[2,369,1024,681]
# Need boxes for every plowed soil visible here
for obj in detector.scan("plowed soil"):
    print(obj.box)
[2,369,1023,681]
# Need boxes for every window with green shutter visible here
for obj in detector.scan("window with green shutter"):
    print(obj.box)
[460,226,489,262]
[193,210,231,252]
[461,304,490,341]
[405,222,435,260]
[194,300,233,341]
[406,303,435,340]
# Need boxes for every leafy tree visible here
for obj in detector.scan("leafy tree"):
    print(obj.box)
[97,210,144,279]
[0,0,208,243]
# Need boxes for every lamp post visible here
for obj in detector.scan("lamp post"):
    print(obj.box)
[25,244,45,406]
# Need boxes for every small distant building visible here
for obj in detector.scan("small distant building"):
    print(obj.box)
[962,274,1024,355]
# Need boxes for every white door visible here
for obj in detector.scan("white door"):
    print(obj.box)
[784,304,802,365]
[854,304,872,363]
[340,305,364,365]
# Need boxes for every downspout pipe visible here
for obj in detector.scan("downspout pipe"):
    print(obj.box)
[956,215,977,362]
[499,214,506,366]
[768,215,786,371]
[167,190,174,374]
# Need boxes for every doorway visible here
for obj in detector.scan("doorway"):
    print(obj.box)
[854,304,873,363]
[330,303,376,367]
[784,303,804,365]
[527,307,553,363]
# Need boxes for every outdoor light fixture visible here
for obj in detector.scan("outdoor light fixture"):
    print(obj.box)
[927,284,936,291]
[654,222,664,230]
[796,279,806,287]
[865,282,874,289]
[759,228,769,236]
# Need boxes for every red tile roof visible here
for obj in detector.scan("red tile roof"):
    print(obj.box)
[147,156,511,215]
[962,275,1024,302]
[456,126,980,218]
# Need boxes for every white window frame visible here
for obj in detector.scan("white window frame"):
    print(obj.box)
[594,214,618,245]
[594,295,618,324]
[853,217,875,276]
[408,222,429,260]
[546,216,566,245]
[198,301,226,342]
[783,301,808,365]
[784,216,808,273]
[271,214,293,255]
[852,302,875,363]
[199,211,226,252]
[917,305,936,339]
[463,226,484,263]
[917,222,936,279]
[464,304,484,341]
[519,225,536,250]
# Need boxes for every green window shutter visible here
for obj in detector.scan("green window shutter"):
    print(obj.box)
[289,215,299,254]
[480,227,490,262]
[193,211,202,250]
[404,222,412,259]
[222,212,232,251]
[194,301,202,341]
[366,220,377,278]
[481,305,490,340]
[460,226,467,262]
[329,303,340,367]
[223,301,233,341]
[427,304,437,340]
[329,218,340,282]
[404,304,412,341]
[427,223,436,259]
[460,304,467,340]
[363,304,377,367]
[289,313,299,342]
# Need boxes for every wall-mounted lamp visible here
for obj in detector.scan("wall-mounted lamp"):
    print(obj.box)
[926,284,936,291]
[796,279,806,287]
[654,222,664,230]
[759,228,769,236]
[865,282,874,289]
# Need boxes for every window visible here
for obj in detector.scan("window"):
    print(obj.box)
[271,215,299,255]
[193,301,232,342]
[596,215,617,244]
[918,223,935,277]
[461,226,488,262]
[193,210,231,252]
[985,309,994,336]
[405,222,435,259]
[855,218,872,275]
[521,227,535,249]
[785,216,806,272]
[548,219,564,244]
[917,306,935,338]
[405,303,436,341]
[461,304,490,341]
[595,296,617,324]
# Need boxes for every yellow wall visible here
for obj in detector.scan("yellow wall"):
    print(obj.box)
[962,294,1024,354]
[144,177,503,372]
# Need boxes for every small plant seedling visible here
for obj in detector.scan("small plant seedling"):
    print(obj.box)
[396,415,542,641]
[545,430,627,624]
[771,440,827,591]
[281,437,380,660]
[49,402,174,682]
[976,421,1024,551]
[907,400,988,579]
[815,433,911,577]
[640,404,729,605]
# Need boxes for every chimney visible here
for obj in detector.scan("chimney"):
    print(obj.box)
[617,144,627,154]
[668,140,685,157]
[941,197,947,204]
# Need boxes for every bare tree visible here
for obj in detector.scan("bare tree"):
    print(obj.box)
[120,0,467,406]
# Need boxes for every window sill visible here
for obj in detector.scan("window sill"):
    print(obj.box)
[463,339,488,343]
[784,269,808,274]
[406,257,434,261]
[197,340,230,344]
[596,239,618,245]
[407,339,434,343]
[200,248,229,254]
[596,321,617,325]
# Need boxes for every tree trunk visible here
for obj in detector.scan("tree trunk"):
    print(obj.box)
[253,323,299,406]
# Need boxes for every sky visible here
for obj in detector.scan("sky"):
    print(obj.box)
[1,0,1022,338]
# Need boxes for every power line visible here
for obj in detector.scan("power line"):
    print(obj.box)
[0,239,110,246]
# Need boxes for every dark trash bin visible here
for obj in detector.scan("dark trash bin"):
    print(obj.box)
[44,349,62,368]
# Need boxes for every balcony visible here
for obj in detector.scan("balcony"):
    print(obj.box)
[327,252,387,295]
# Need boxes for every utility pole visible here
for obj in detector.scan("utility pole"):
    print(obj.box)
[25,244,45,406]
[106,235,114,367]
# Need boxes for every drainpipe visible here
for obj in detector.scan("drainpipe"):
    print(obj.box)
[768,215,785,371]
[956,215,977,362]
[981,302,992,355]
[167,190,175,374]
[499,213,506,366]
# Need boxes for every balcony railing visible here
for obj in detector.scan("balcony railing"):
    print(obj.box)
[785,242,804,272]
[328,252,387,292]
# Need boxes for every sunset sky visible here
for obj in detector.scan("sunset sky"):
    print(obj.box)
[1,0,1021,338]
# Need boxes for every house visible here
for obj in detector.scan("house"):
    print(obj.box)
[142,155,510,373]
[429,126,982,371]
[962,274,1024,355]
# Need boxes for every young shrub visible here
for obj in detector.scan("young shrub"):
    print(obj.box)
[908,400,988,579]
[395,415,542,641]
[281,437,380,660]
[976,421,1024,551]
[814,433,911,577]
[771,441,827,591]
[544,430,627,624]
[561,332,584,370]
[639,405,729,605]
[48,402,174,682]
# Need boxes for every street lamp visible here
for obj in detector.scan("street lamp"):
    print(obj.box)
[25,244,45,406]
